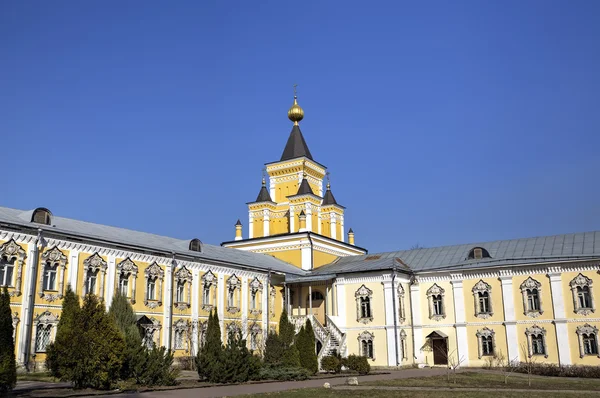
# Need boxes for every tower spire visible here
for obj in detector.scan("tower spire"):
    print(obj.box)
[287,84,304,126]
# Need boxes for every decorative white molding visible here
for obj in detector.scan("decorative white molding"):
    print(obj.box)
[0,239,27,296]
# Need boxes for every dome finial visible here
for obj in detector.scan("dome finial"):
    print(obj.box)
[287,84,304,125]
[262,169,266,186]
[326,172,331,190]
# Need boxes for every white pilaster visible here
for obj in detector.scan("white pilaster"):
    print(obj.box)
[18,242,39,365]
[317,209,322,234]
[548,270,572,365]
[163,261,173,348]
[290,207,295,233]
[305,205,313,232]
[218,273,225,339]
[382,276,400,366]
[269,177,276,202]
[330,213,337,240]
[248,214,254,239]
[450,275,469,366]
[242,276,248,334]
[410,283,424,363]
[336,283,347,328]
[499,272,518,362]
[301,244,312,271]
[105,254,116,310]
[192,269,200,355]
[263,210,270,237]
[262,277,269,337]
[68,250,80,293]
[340,215,345,243]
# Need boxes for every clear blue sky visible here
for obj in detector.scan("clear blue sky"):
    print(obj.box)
[1,1,599,253]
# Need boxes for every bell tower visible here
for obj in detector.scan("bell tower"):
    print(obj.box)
[222,88,366,270]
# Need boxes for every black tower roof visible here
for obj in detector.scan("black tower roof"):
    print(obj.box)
[280,125,313,161]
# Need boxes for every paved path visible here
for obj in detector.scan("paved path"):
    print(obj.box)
[334,385,593,394]
[109,368,450,397]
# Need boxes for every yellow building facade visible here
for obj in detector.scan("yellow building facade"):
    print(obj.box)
[2,93,599,372]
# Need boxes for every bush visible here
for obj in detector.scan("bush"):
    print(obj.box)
[282,343,301,368]
[0,287,16,393]
[320,355,341,373]
[257,365,311,381]
[264,332,285,365]
[296,321,318,374]
[134,346,178,386]
[514,362,600,378]
[219,330,261,383]
[343,354,370,375]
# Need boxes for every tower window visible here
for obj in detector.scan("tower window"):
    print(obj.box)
[189,239,202,252]
[31,208,52,225]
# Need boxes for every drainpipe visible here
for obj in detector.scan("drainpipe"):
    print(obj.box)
[23,229,43,370]
[409,274,416,363]
[267,268,272,333]
[390,267,399,366]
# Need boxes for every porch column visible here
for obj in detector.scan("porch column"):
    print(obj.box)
[297,286,301,316]
[309,285,313,316]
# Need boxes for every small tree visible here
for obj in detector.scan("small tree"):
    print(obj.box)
[297,320,318,374]
[220,329,260,383]
[46,285,81,380]
[282,343,301,367]
[264,332,285,365]
[0,287,16,393]
[434,344,464,383]
[279,309,295,348]
[196,310,223,382]
[108,291,144,380]
[493,350,519,384]
[520,343,538,387]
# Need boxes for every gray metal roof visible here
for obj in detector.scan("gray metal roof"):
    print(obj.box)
[0,206,305,276]
[280,125,313,161]
[312,231,600,275]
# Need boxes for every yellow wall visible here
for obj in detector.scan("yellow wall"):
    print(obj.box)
[313,251,339,268]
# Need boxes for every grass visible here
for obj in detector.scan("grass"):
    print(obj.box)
[246,390,599,397]
[17,372,58,382]
[362,371,600,391]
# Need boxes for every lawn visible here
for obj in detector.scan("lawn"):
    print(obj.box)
[246,390,598,398]
[362,371,600,391]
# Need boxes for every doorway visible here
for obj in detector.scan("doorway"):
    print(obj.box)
[306,290,326,325]
[432,338,448,365]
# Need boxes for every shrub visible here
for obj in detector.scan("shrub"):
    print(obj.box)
[134,346,178,386]
[264,332,285,365]
[279,309,295,348]
[343,354,370,375]
[219,330,261,383]
[257,365,311,381]
[0,287,16,393]
[320,355,341,373]
[282,343,301,367]
[296,321,318,374]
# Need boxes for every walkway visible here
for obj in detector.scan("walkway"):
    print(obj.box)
[334,386,591,394]
[109,368,449,397]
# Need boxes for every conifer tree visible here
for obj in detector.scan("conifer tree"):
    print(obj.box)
[278,309,295,348]
[46,285,80,379]
[196,310,223,382]
[297,320,318,374]
[263,331,285,365]
[282,342,301,368]
[0,287,16,392]
[220,329,259,383]
[108,291,144,380]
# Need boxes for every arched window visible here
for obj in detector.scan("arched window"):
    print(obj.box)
[82,253,107,298]
[476,327,495,358]
[398,284,406,323]
[189,238,202,252]
[227,274,241,313]
[310,291,324,301]
[525,325,547,358]
[116,258,138,303]
[33,311,58,352]
[576,324,599,357]
[144,262,164,308]
[355,285,373,323]
[427,284,446,320]
[0,240,26,295]
[570,274,594,315]
[472,280,493,318]
[358,331,374,359]
[201,271,217,310]
[39,247,67,302]
[174,266,192,310]
[173,319,190,350]
[31,208,52,225]
[467,247,491,260]
[520,277,543,317]
[250,277,263,315]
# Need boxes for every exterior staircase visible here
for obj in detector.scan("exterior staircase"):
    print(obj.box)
[290,314,347,369]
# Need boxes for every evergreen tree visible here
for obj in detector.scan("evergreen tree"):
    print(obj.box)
[278,309,295,348]
[196,310,223,382]
[108,291,144,380]
[297,320,318,374]
[46,285,81,379]
[220,330,259,383]
[66,294,125,389]
[282,342,301,368]
[0,287,16,392]
[263,331,285,365]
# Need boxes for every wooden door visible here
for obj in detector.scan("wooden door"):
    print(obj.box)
[432,339,448,365]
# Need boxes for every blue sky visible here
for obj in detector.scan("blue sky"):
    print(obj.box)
[1,1,599,253]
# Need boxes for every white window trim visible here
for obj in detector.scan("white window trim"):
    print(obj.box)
[476,327,496,359]
[140,317,162,349]
[38,247,68,302]
[32,311,59,353]
[144,262,164,309]
[472,279,493,319]
[172,319,190,351]
[201,271,217,311]
[576,323,600,358]
[226,274,241,314]
[355,284,373,324]
[426,283,446,321]
[520,277,543,318]
[525,325,548,358]
[398,284,406,324]
[82,253,107,297]
[400,329,407,360]
[249,277,263,315]
[0,239,26,296]
[117,258,138,304]
[570,273,595,316]
[358,330,375,360]
[174,266,192,310]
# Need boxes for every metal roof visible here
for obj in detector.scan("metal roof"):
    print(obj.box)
[311,231,600,275]
[0,206,306,276]
[280,125,313,161]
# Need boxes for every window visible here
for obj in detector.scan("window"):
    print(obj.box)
[35,324,52,352]
[358,331,374,359]
[398,284,406,323]
[31,208,52,225]
[0,240,26,296]
[199,321,207,347]
[119,275,129,296]
[43,264,58,291]
[251,291,257,309]
[250,277,263,315]
[203,286,211,305]
[85,270,97,295]
[400,330,408,360]
[472,280,493,318]
[576,324,599,358]
[570,274,595,315]
[467,247,491,260]
[147,278,156,300]
[355,285,374,323]
[144,262,164,308]
[427,284,446,320]
[479,292,490,313]
[176,282,185,303]
[202,271,217,310]
[142,329,155,349]
[476,327,495,358]
[482,336,493,355]
[249,324,261,351]
[228,288,235,308]
[360,297,371,318]
[0,256,14,287]
[520,277,543,317]
[250,332,258,350]
[531,335,545,355]
[525,325,547,358]
[117,258,138,304]
[174,329,184,349]
[189,238,202,252]
[227,274,241,313]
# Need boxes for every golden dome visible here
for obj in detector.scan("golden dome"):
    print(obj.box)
[287,95,304,125]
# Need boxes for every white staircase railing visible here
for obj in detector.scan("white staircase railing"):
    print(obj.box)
[326,314,347,357]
